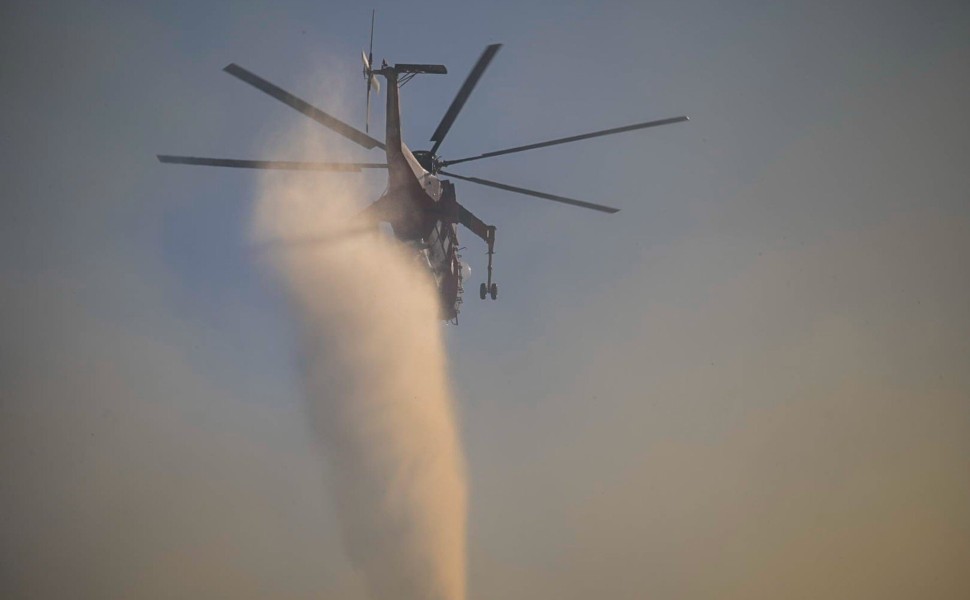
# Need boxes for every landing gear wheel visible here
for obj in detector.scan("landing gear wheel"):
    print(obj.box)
[489,283,498,300]
[479,283,487,300]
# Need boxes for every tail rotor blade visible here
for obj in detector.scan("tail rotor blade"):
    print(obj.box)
[440,170,619,214]
[368,9,376,65]
[365,78,371,133]
[364,49,372,133]
[363,10,378,133]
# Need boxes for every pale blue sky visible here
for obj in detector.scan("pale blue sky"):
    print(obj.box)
[3,1,969,598]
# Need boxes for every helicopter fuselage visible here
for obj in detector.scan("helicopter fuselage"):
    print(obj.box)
[369,66,465,321]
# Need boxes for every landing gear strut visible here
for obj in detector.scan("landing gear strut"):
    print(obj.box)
[481,226,497,300]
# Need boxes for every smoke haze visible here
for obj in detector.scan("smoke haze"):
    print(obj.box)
[253,119,467,600]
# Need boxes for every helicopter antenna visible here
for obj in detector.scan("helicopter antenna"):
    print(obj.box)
[362,9,380,133]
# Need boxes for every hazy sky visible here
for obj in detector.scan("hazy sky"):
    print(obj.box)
[3,1,969,598]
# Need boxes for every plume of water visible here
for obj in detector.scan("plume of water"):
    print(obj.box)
[253,115,467,600]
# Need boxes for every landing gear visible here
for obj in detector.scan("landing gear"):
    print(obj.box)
[480,226,498,301]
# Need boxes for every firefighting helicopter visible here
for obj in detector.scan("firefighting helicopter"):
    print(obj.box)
[158,15,688,323]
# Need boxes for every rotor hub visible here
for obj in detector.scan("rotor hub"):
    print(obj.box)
[412,150,442,174]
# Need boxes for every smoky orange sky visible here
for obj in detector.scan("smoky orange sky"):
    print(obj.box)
[2,1,969,599]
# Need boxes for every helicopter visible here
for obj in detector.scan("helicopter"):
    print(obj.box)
[158,16,688,323]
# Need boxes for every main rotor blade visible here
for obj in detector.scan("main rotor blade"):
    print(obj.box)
[441,116,689,167]
[254,225,382,252]
[440,170,619,214]
[157,155,388,171]
[429,44,502,155]
[223,63,385,150]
